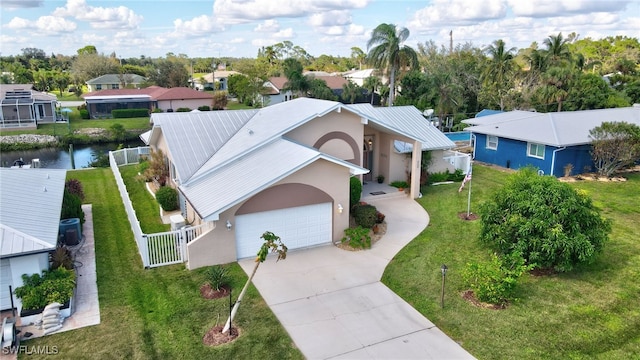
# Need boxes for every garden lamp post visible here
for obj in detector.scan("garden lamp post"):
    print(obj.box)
[440,264,448,308]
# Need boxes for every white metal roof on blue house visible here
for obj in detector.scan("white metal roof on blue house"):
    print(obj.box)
[181,138,367,221]
[0,168,67,257]
[462,106,640,147]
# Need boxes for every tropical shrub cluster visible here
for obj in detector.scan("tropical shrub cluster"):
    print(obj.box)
[61,188,85,224]
[463,252,533,306]
[207,266,229,291]
[479,167,611,272]
[427,168,465,184]
[15,268,76,310]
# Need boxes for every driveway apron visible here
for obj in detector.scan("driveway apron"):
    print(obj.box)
[239,197,475,359]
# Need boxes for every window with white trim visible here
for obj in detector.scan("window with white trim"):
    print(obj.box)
[527,143,545,159]
[486,135,498,150]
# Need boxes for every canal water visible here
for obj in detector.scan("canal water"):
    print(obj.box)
[1,140,146,169]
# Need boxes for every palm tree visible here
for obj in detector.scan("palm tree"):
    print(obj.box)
[543,33,572,66]
[341,81,361,104]
[363,76,382,105]
[366,23,418,106]
[482,39,516,110]
[283,58,309,97]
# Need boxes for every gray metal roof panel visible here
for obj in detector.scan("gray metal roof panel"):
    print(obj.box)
[347,104,456,150]
[465,106,640,146]
[189,98,342,182]
[0,225,54,258]
[150,110,259,182]
[0,168,67,256]
[181,138,366,220]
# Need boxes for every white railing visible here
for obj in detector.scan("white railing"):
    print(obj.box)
[109,147,213,268]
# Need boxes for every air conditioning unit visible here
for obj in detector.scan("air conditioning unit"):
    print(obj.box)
[170,214,185,231]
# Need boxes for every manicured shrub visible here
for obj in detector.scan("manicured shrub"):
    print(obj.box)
[349,176,362,209]
[112,108,149,118]
[208,266,229,291]
[152,108,163,113]
[341,226,371,249]
[463,252,532,306]
[353,204,377,229]
[479,167,611,272]
[65,178,85,201]
[79,109,90,119]
[176,107,191,112]
[198,105,211,111]
[61,189,85,224]
[156,186,178,211]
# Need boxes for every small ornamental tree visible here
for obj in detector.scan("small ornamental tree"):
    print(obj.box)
[349,176,362,209]
[479,167,611,272]
[589,121,640,177]
[222,231,287,333]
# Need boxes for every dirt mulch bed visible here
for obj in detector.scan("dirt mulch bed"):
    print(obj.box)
[461,290,506,310]
[529,268,557,277]
[203,325,240,346]
[200,283,231,299]
[458,212,478,221]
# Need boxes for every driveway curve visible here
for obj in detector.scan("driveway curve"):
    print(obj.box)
[239,197,475,359]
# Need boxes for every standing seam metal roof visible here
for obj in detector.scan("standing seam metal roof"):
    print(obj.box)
[0,169,67,257]
[180,138,367,220]
[463,106,640,146]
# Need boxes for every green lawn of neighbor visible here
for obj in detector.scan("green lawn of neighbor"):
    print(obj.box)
[19,167,303,360]
[383,165,640,359]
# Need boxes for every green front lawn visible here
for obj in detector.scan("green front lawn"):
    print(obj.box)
[383,165,640,359]
[20,168,303,359]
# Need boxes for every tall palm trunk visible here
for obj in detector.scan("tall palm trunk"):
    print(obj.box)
[388,67,396,107]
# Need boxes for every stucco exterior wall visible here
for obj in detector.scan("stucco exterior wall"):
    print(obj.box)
[157,99,211,112]
[186,159,349,269]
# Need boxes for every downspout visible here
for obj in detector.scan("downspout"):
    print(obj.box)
[550,147,567,177]
[471,133,477,159]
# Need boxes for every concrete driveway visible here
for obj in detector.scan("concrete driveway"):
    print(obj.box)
[239,197,475,359]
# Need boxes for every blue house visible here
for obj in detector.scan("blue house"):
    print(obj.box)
[462,106,640,176]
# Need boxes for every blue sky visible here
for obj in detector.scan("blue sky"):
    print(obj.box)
[1,0,638,59]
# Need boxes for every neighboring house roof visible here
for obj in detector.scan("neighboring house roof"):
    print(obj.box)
[0,168,67,257]
[265,75,349,93]
[86,74,145,84]
[83,87,213,101]
[0,84,56,103]
[150,98,448,221]
[202,71,241,83]
[475,109,503,118]
[343,69,375,79]
[462,106,640,147]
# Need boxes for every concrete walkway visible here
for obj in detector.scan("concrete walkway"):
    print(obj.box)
[239,197,475,359]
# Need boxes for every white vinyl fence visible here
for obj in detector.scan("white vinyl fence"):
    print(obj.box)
[109,147,213,268]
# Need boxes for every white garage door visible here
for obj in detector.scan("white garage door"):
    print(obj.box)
[235,202,332,259]
[0,259,13,311]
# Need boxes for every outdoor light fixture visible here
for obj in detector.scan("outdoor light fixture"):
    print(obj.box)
[440,264,448,308]
[368,139,373,146]
[337,204,343,214]
[226,220,232,231]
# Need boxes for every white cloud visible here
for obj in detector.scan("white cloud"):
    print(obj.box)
[6,15,76,34]
[273,28,294,39]
[213,0,370,24]
[53,0,142,30]
[173,15,224,37]
[507,0,629,18]
[409,0,506,30]
[254,20,280,32]
[309,10,351,27]
[229,37,245,44]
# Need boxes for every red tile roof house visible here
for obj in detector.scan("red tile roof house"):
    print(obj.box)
[262,75,351,106]
[82,86,213,119]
